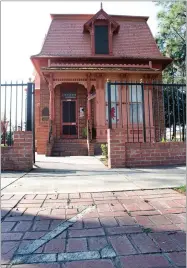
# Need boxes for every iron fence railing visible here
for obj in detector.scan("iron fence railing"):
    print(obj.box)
[107,81,186,143]
[1,81,35,150]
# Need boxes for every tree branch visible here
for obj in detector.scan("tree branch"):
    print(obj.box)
[171,26,185,42]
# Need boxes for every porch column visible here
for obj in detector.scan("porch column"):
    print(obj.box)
[87,73,92,139]
[95,74,100,127]
[87,73,94,156]
[49,73,54,121]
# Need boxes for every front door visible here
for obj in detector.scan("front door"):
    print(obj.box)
[62,100,77,138]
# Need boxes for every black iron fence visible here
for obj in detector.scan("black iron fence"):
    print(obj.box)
[107,81,186,143]
[1,81,35,148]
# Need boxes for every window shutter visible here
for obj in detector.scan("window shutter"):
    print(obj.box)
[95,25,109,54]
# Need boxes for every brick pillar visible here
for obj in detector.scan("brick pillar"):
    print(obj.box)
[1,131,33,171]
[49,74,54,121]
[87,140,94,156]
[107,129,126,168]
[87,73,93,156]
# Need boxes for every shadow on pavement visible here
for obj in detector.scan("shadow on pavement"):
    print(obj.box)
[1,190,186,268]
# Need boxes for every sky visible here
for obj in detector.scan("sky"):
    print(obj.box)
[1,1,160,82]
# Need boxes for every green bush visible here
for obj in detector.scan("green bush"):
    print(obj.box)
[101,144,108,159]
[161,137,167,142]
[82,127,96,139]
[82,127,87,138]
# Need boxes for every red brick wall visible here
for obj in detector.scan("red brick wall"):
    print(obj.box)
[126,142,186,167]
[36,125,49,154]
[107,129,126,168]
[35,78,49,154]
[1,131,33,171]
[55,85,61,138]
[107,129,186,168]
[35,90,40,152]
[77,86,87,138]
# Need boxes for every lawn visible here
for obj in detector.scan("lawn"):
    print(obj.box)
[174,185,186,195]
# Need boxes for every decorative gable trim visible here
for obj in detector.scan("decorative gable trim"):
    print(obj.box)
[96,13,107,20]
[84,8,120,33]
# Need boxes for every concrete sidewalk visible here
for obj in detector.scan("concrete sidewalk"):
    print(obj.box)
[1,155,186,194]
[1,189,186,267]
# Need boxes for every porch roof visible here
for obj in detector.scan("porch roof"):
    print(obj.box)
[41,62,160,72]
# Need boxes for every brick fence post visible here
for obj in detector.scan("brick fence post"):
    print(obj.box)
[107,129,126,168]
[14,131,33,170]
[1,131,33,171]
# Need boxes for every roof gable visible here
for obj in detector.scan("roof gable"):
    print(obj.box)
[84,8,119,33]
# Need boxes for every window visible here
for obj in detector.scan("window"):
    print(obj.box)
[129,85,143,123]
[95,25,109,54]
[105,83,119,123]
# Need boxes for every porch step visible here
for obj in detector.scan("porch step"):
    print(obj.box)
[51,139,88,156]
[54,139,87,144]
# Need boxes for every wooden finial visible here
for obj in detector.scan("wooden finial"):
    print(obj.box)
[101,2,103,9]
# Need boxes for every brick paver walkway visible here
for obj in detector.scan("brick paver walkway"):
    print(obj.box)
[1,189,186,268]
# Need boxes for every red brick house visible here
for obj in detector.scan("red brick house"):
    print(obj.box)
[31,7,172,156]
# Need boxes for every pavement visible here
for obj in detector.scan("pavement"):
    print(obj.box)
[1,189,186,267]
[1,155,186,267]
[1,155,186,194]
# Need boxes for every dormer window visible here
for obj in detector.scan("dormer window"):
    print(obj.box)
[95,25,109,54]
[84,7,119,56]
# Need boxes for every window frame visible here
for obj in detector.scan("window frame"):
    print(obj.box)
[129,85,143,125]
[105,83,120,125]
[91,20,113,56]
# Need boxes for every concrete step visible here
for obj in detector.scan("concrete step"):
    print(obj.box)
[52,139,88,156]
[52,150,88,157]
[54,139,87,144]
[53,143,87,147]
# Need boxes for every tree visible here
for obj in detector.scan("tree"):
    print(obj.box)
[156,1,186,83]
[163,85,186,140]
[155,1,186,140]
[1,120,14,146]
[1,120,9,145]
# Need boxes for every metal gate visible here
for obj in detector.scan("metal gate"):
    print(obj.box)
[1,81,35,163]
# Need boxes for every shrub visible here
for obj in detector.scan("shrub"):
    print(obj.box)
[101,143,108,159]
[82,127,87,138]
[161,137,167,142]
[82,127,96,139]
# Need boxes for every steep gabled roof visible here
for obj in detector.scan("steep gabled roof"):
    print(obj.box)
[83,8,120,33]
[31,10,172,69]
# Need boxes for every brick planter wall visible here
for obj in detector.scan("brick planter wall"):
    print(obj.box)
[1,131,33,171]
[107,129,186,168]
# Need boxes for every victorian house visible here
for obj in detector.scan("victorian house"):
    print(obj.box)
[31,6,171,156]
